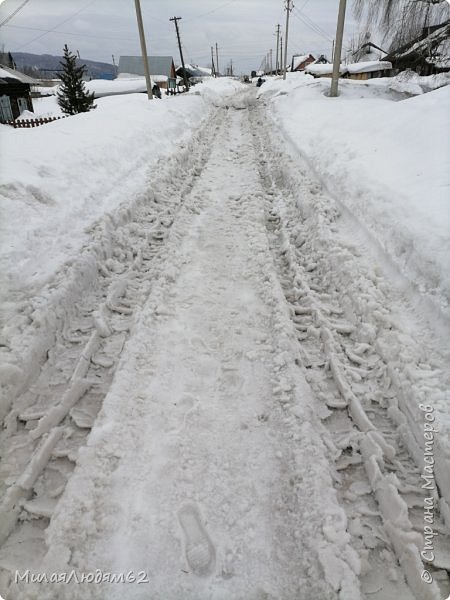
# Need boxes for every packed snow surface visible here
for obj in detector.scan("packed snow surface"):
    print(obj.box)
[258,74,450,315]
[0,76,449,600]
[0,78,240,303]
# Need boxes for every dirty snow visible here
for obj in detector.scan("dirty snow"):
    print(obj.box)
[258,74,450,316]
[0,76,449,600]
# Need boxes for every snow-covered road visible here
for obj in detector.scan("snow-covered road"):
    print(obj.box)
[1,87,449,600]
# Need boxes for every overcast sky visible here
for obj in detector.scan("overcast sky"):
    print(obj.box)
[0,0,358,74]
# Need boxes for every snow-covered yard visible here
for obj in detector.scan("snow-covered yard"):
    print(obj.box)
[0,77,449,600]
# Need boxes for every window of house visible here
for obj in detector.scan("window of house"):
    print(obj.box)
[0,94,13,121]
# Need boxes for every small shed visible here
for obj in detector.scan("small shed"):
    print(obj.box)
[176,63,212,85]
[345,60,393,80]
[291,54,315,72]
[0,65,37,122]
[118,56,177,92]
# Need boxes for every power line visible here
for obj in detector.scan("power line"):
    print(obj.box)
[292,8,333,43]
[184,0,239,23]
[0,0,32,28]
[14,0,98,51]
[4,23,136,42]
[296,9,333,39]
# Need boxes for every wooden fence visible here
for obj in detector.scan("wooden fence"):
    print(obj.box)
[4,116,66,128]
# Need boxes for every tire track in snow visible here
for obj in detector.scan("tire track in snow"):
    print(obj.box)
[8,92,363,600]
[249,98,449,600]
[0,107,222,590]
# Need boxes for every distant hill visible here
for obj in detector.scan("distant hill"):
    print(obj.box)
[11,52,118,80]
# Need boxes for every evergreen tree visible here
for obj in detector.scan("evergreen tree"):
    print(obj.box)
[57,44,96,115]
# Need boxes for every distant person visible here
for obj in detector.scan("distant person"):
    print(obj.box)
[256,77,263,87]
[152,84,161,99]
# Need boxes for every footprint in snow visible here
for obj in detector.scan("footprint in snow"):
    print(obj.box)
[178,504,215,576]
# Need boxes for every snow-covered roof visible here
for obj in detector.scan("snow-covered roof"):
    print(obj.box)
[396,24,450,69]
[292,55,313,70]
[84,75,173,98]
[182,63,212,77]
[177,63,212,78]
[0,64,39,84]
[306,63,348,75]
[347,60,392,74]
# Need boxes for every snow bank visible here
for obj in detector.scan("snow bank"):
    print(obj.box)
[258,76,450,316]
[0,92,208,303]
[384,70,450,95]
[190,76,245,106]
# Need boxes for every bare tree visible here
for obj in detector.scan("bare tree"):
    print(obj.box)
[353,0,449,50]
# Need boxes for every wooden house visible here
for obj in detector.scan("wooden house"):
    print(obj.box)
[291,54,315,72]
[305,63,348,78]
[0,65,37,122]
[345,60,393,80]
[385,21,450,75]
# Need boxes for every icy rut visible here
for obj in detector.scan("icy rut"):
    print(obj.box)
[0,109,218,594]
[250,98,450,600]
[1,88,449,600]
[3,94,361,600]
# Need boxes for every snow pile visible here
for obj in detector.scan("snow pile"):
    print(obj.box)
[190,76,245,107]
[258,76,450,317]
[0,92,209,305]
[384,69,450,95]
[31,95,64,117]
[15,109,35,120]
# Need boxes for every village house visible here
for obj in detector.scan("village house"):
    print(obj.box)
[345,60,393,80]
[291,54,315,72]
[385,20,450,75]
[118,56,177,93]
[305,63,348,78]
[0,64,37,122]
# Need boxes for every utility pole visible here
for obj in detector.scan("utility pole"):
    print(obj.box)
[283,0,294,80]
[215,42,219,76]
[275,24,280,73]
[331,39,335,63]
[211,46,216,77]
[280,36,283,74]
[330,0,346,97]
[269,49,273,74]
[230,58,233,77]
[134,0,153,99]
[170,17,189,91]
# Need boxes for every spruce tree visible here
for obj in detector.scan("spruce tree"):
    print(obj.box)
[57,44,96,115]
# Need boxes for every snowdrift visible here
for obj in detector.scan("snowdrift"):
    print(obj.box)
[258,74,450,319]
